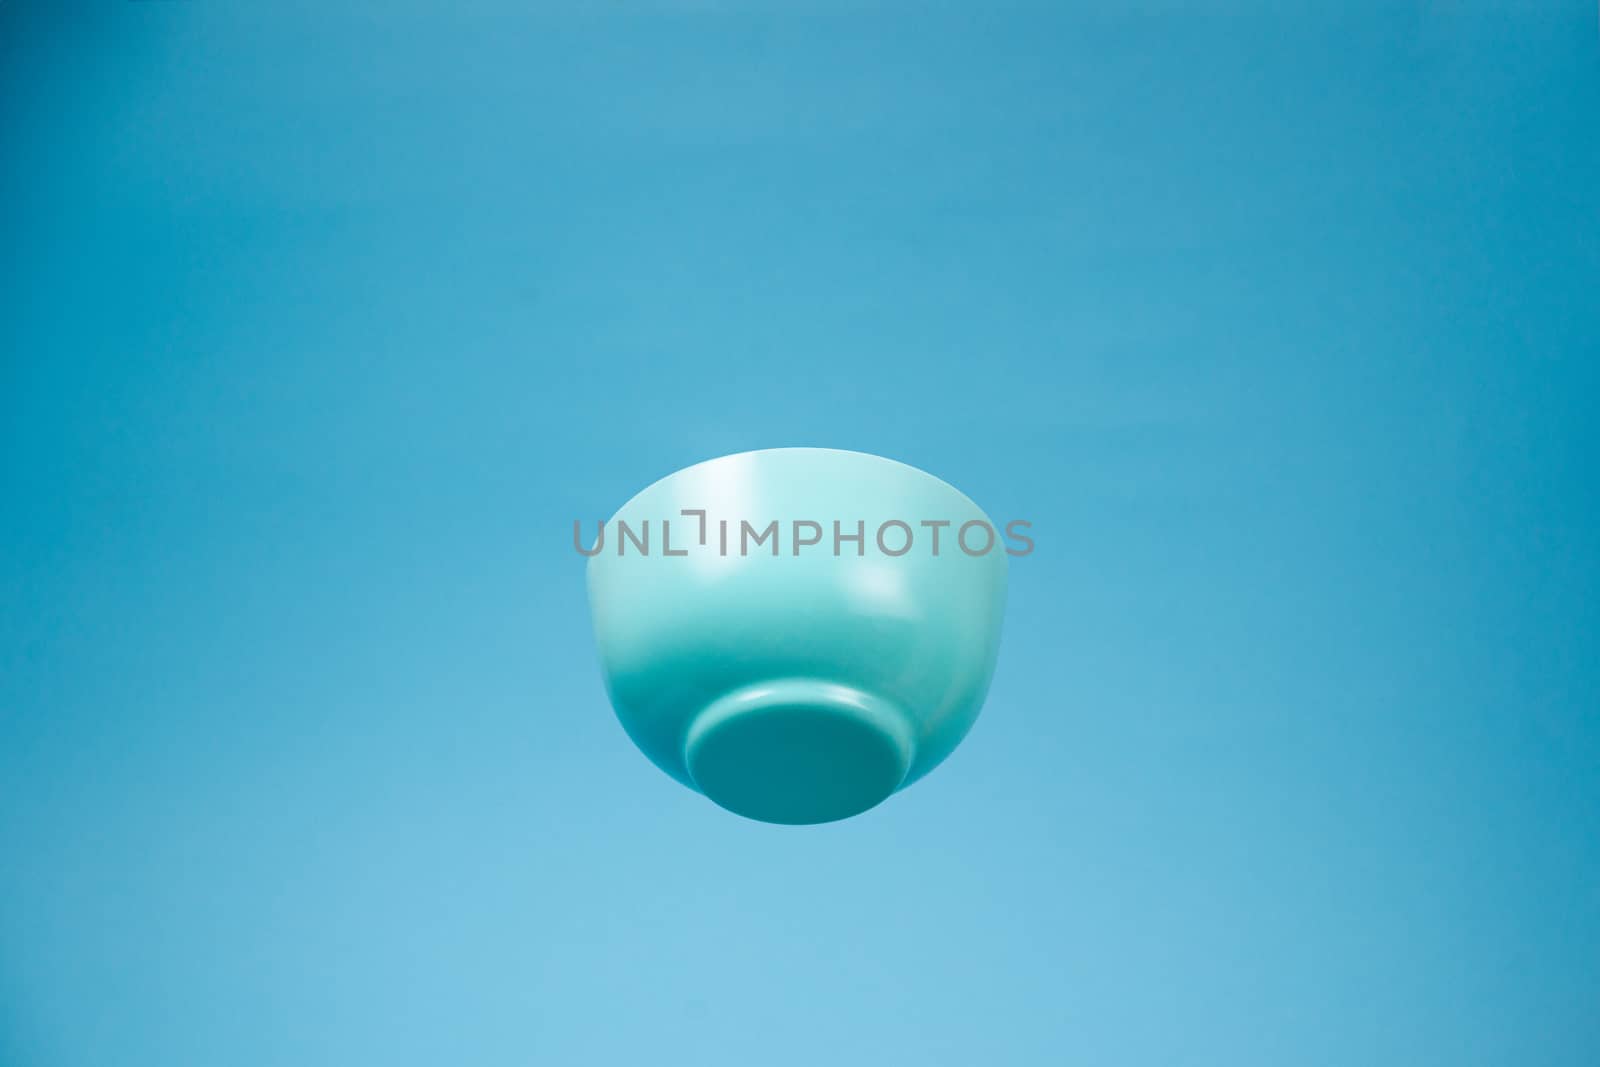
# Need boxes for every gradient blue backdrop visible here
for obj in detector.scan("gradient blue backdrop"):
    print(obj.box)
[3,3,1597,1064]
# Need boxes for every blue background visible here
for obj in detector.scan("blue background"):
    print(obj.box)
[3,3,1597,1064]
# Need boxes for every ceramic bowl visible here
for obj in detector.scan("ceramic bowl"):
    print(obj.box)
[585,447,1008,824]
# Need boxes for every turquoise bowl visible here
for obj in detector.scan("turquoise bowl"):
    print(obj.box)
[585,448,1009,825]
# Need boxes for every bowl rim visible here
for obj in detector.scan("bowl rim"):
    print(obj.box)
[597,445,999,532]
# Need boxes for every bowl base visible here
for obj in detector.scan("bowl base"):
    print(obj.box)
[685,680,915,825]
